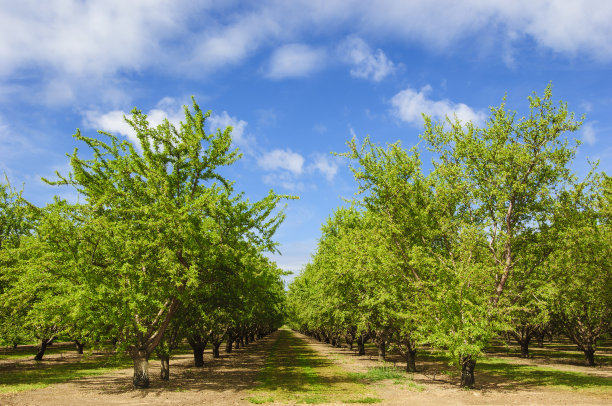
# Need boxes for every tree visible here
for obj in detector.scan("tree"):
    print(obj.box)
[44,98,288,388]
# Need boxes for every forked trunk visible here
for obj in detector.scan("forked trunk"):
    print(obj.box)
[159,355,170,380]
[131,350,150,389]
[460,356,476,389]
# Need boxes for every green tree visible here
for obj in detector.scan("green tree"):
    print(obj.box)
[44,99,287,388]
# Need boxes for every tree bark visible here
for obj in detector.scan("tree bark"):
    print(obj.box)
[74,340,85,354]
[34,337,54,361]
[212,342,221,358]
[520,339,530,358]
[405,349,417,372]
[377,341,386,361]
[225,337,233,353]
[189,340,206,367]
[460,356,476,389]
[131,350,150,389]
[584,347,596,366]
[159,355,170,380]
[357,336,366,356]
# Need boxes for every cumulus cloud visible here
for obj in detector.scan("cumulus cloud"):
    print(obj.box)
[84,98,187,146]
[262,172,305,191]
[582,122,597,145]
[257,149,305,174]
[340,36,395,81]
[390,85,486,126]
[308,154,338,181]
[266,43,326,79]
[207,111,249,147]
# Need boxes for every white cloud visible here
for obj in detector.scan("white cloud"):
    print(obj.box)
[340,36,395,81]
[308,154,338,181]
[257,149,305,174]
[266,43,326,79]
[83,98,186,146]
[262,172,305,191]
[207,111,249,147]
[582,122,597,145]
[390,85,486,126]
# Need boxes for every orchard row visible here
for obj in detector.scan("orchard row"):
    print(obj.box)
[286,85,611,388]
[0,100,288,388]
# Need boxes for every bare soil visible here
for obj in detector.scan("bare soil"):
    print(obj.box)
[1,331,611,405]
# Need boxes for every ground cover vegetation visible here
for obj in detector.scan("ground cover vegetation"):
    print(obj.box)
[0,99,289,389]
[287,85,612,388]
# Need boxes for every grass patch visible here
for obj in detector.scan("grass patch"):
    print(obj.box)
[349,363,406,383]
[0,354,131,393]
[343,396,382,403]
[250,328,376,404]
[248,395,275,404]
[479,357,612,392]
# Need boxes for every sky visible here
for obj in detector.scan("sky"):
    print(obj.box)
[1,1,611,284]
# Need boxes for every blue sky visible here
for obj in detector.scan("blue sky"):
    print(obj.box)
[1,1,611,282]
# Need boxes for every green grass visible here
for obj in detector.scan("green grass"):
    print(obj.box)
[343,396,382,403]
[349,363,407,382]
[250,328,377,404]
[0,354,131,393]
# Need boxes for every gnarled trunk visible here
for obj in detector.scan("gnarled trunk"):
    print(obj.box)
[131,349,150,389]
[159,355,170,380]
[460,355,476,389]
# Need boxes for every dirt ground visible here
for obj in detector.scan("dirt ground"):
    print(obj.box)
[1,331,611,405]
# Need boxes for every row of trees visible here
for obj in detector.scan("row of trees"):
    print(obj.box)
[0,99,288,388]
[287,85,612,388]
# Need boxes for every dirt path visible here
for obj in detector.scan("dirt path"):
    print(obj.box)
[0,332,280,406]
[296,332,612,405]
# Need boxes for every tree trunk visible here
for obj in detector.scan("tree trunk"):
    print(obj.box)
[74,340,85,354]
[331,338,337,347]
[225,338,233,353]
[377,341,386,361]
[234,338,241,349]
[460,356,476,389]
[131,350,150,389]
[583,347,596,366]
[34,338,53,361]
[212,342,221,358]
[190,342,206,367]
[405,349,417,372]
[159,355,170,380]
[520,339,530,358]
[357,339,366,356]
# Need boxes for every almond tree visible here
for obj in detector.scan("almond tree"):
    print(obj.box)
[44,99,287,388]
